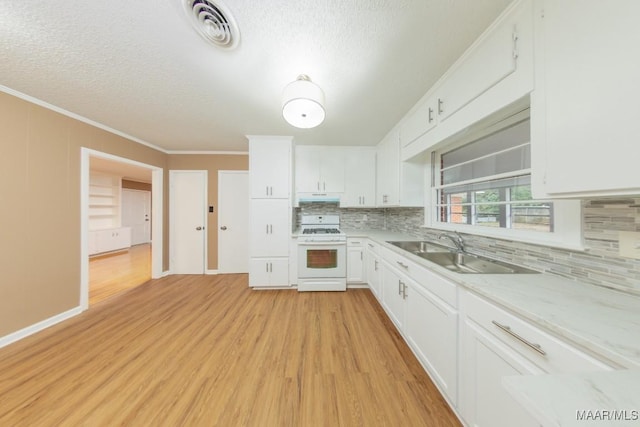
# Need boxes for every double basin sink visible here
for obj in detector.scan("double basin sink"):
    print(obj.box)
[387,241,538,274]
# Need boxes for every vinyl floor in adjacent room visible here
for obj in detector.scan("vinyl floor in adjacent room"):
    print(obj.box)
[0,274,461,426]
[89,243,151,306]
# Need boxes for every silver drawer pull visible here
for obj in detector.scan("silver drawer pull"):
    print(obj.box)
[396,261,408,269]
[492,320,546,356]
[368,243,374,248]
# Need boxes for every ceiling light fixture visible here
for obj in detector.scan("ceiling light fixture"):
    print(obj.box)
[282,75,325,129]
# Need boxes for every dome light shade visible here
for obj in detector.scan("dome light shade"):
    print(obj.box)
[282,75,325,129]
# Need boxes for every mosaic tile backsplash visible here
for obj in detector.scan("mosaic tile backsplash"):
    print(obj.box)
[297,199,640,295]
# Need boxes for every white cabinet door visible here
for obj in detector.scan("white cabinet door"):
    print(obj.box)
[294,146,320,192]
[321,155,345,193]
[111,227,132,251]
[400,95,439,148]
[376,130,400,206]
[295,146,345,193]
[269,258,289,286]
[531,0,640,197]
[401,0,534,161]
[249,258,289,287]
[249,139,291,199]
[381,263,406,330]
[376,129,424,207]
[90,227,131,255]
[436,8,519,123]
[364,242,381,297]
[459,316,542,427]
[249,199,289,257]
[405,281,458,406]
[342,147,376,207]
[346,242,364,283]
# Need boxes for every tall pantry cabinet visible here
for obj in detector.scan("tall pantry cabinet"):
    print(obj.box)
[248,136,293,288]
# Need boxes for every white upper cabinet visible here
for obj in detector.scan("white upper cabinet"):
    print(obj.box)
[295,146,345,193]
[401,0,534,160]
[342,147,376,208]
[249,137,292,199]
[530,0,640,198]
[376,128,424,207]
[400,95,438,148]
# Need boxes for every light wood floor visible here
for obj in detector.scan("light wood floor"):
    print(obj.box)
[89,243,151,305]
[0,275,461,426]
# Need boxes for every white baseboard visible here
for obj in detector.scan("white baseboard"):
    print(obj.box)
[206,269,218,275]
[161,270,171,277]
[0,306,83,350]
[347,283,369,289]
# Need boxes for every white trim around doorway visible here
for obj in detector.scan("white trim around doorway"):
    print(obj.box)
[80,148,164,311]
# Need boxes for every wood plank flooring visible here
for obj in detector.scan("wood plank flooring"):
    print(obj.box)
[0,274,461,426]
[89,243,151,305]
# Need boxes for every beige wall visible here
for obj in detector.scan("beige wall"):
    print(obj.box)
[167,154,248,270]
[0,91,169,337]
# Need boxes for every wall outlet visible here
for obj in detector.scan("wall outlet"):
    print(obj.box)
[619,231,640,259]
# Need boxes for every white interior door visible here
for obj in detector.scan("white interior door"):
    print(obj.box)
[218,171,249,273]
[170,170,207,274]
[122,189,151,245]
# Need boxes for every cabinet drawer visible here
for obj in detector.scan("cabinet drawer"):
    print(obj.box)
[365,240,379,254]
[462,291,614,374]
[381,246,457,308]
[347,238,364,247]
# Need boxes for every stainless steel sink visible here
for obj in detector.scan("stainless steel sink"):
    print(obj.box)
[387,240,539,274]
[387,240,451,254]
[415,251,539,274]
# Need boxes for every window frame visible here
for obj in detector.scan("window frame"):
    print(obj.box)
[424,110,584,250]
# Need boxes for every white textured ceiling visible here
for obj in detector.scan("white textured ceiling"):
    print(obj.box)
[0,0,513,152]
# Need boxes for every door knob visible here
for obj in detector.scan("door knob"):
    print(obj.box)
[196,226,203,230]
[220,226,227,230]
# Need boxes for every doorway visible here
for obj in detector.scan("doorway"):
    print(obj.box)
[218,171,249,273]
[170,170,207,274]
[122,189,152,245]
[80,148,163,311]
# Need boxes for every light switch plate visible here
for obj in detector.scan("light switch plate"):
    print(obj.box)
[619,231,640,259]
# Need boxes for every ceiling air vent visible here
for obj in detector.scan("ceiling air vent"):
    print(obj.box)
[183,0,240,49]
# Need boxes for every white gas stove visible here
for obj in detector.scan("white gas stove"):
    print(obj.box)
[297,215,347,291]
[298,215,347,242]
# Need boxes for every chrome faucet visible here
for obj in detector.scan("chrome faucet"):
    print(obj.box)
[438,231,465,253]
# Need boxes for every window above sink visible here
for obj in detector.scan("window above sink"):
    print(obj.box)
[425,106,583,251]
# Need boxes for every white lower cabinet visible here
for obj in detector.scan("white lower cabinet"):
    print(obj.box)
[405,281,458,406]
[381,263,407,330]
[347,238,364,283]
[459,315,542,427]
[249,258,289,287]
[379,253,458,406]
[364,241,381,297]
[367,241,616,427]
[89,227,131,255]
[459,289,614,427]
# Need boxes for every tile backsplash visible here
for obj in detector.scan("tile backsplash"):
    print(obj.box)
[297,199,640,295]
[296,203,385,229]
[383,200,640,295]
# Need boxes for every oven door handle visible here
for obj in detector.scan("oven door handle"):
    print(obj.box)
[298,241,347,246]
